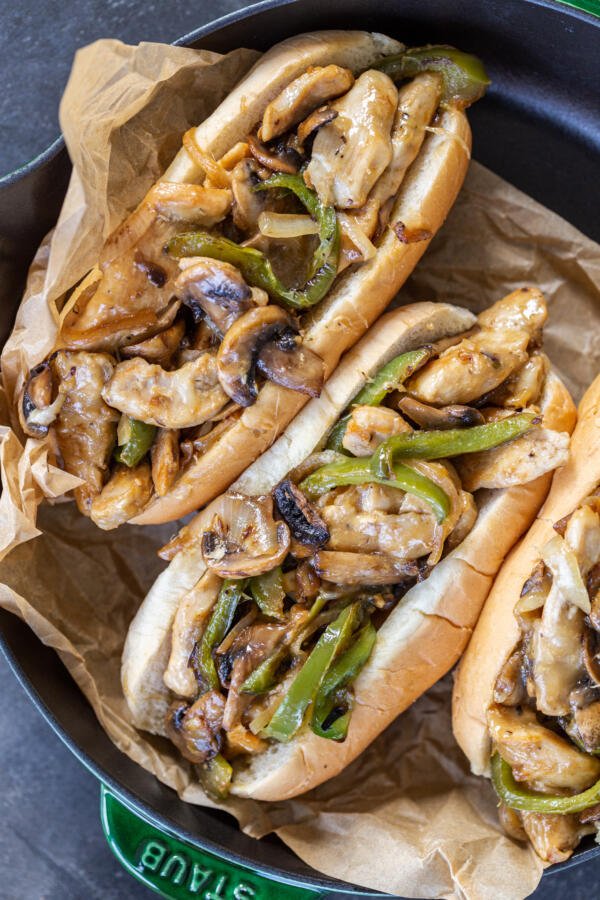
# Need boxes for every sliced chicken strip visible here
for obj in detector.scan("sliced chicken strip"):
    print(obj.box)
[305,70,398,209]
[165,571,223,698]
[258,65,354,142]
[485,352,548,409]
[151,429,180,497]
[51,351,119,514]
[488,706,600,793]
[121,320,185,366]
[405,328,530,405]
[342,405,411,457]
[477,287,548,336]
[338,72,442,267]
[520,812,588,865]
[102,352,228,429]
[89,462,153,530]
[321,506,437,559]
[456,427,570,492]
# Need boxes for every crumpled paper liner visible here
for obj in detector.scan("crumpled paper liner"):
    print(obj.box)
[1,36,600,900]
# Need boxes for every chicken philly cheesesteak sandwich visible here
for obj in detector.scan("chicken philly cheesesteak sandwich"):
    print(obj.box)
[122,289,576,800]
[15,31,488,529]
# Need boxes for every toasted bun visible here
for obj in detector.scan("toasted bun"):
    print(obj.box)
[452,375,600,777]
[123,303,576,799]
[130,32,472,525]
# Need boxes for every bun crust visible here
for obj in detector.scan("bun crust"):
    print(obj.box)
[123,304,577,799]
[452,375,600,776]
[129,32,472,525]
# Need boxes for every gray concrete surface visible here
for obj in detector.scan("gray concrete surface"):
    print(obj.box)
[1,1,599,897]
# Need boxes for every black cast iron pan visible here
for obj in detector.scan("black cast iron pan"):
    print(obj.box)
[1,1,600,896]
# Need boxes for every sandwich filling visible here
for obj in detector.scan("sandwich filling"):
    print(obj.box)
[490,492,600,863]
[18,44,487,530]
[160,290,570,797]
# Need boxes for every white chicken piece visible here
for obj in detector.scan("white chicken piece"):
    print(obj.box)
[342,404,411,456]
[258,65,354,142]
[337,72,442,267]
[102,352,228,429]
[305,70,398,209]
[520,812,589,865]
[488,706,600,792]
[52,350,119,515]
[486,353,548,409]
[406,328,530,405]
[477,287,548,336]
[90,462,154,530]
[455,427,570,492]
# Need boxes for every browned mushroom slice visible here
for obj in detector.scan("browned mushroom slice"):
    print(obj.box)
[165,691,225,765]
[121,320,185,365]
[256,331,324,398]
[573,696,600,754]
[174,258,254,336]
[304,70,398,209]
[151,429,179,497]
[201,493,290,578]
[231,158,267,232]
[89,462,153,530]
[259,65,354,143]
[51,350,119,515]
[273,479,329,548]
[247,134,300,175]
[398,396,484,430]
[216,305,297,406]
[296,106,338,148]
[19,362,64,438]
[102,352,228,429]
[493,648,527,706]
[313,550,418,586]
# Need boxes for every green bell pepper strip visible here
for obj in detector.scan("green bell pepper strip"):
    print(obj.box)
[250,566,285,620]
[199,752,233,800]
[262,602,361,742]
[113,418,156,467]
[311,621,377,741]
[196,579,247,692]
[167,175,340,311]
[240,594,328,695]
[375,45,490,109]
[326,348,431,452]
[300,456,450,523]
[372,411,537,479]
[491,753,600,814]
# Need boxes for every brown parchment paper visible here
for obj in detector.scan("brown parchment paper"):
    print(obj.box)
[1,36,600,900]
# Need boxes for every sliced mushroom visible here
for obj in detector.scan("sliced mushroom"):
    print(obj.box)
[259,65,354,143]
[397,396,484,430]
[201,492,290,578]
[151,429,179,497]
[231,159,267,232]
[313,550,418,586]
[19,362,64,438]
[89,462,153,530]
[573,697,600,754]
[304,70,398,209]
[176,319,219,365]
[216,305,298,406]
[256,331,324,398]
[174,258,254,336]
[296,106,338,148]
[165,691,225,765]
[247,134,300,175]
[121,319,185,365]
[51,351,119,515]
[102,352,228,429]
[493,649,527,706]
[273,479,330,548]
